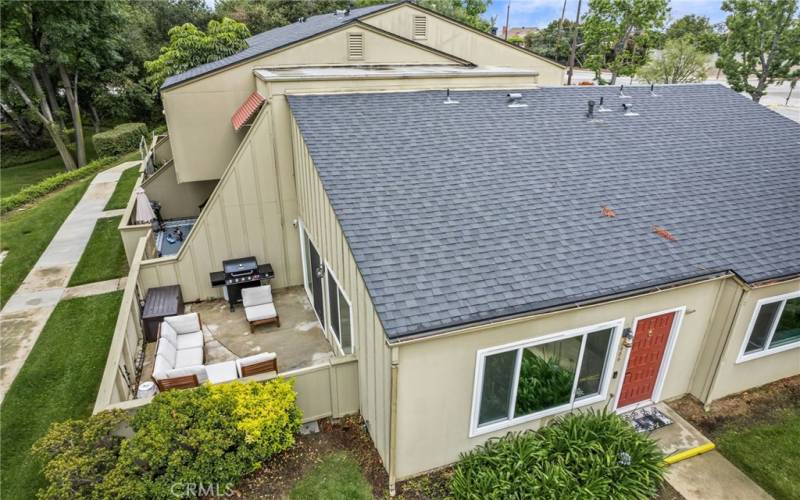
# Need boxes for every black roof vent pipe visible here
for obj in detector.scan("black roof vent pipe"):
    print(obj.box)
[586,100,596,118]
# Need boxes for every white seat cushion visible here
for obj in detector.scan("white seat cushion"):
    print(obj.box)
[156,338,177,367]
[159,323,178,347]
[245,302,277,322]
[242,286,273,308]
[236,352,277,377]
[176,330,204,350]
[205,361,238,384]
[152,353,174,379]
[165,313,201,334]
[175,346,203,368]
[164,365,207,384]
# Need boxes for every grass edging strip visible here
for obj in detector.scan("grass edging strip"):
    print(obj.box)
[104,165,140,210]
[0,291,123,500]
[69,216,129,286]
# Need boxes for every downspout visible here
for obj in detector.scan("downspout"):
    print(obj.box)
[701,285,746,408]
[388,346,399,496]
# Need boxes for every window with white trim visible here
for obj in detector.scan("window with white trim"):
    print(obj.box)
[471,320,621,435]
[740,291,800,360]
[325,265,353,354]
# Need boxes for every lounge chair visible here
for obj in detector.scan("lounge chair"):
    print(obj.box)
[152,313,206,391]
[241,285,280,332]
[236,352,278,377]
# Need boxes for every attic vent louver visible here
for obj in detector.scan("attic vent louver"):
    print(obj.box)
[507,93,527,108]
[413,15,428,39]
[348,32,364,60]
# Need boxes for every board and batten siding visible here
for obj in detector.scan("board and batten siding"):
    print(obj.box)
[291,116,393,469]
[139,105,301,299]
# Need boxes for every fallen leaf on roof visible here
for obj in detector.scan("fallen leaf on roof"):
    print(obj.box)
[653,225,677,241]
[601,206,617,218]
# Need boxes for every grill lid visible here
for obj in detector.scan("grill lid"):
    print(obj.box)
[223,256,258,274]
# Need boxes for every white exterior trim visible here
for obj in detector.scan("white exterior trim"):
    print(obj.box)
[469,318,624,438]
[323,261,355,355]
[613,306,686,413]
[736,290,800,363]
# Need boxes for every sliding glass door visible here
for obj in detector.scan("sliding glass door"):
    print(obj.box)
[301,224,324,323]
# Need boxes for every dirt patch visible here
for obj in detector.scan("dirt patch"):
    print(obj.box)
[396,467,453,499]
[236,415,389,498]
[669,375,800,438]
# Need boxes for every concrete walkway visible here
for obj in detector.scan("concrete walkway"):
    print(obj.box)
[650,403,772,500]
[0,160,139,401]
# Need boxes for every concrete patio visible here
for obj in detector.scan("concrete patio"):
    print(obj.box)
[140,286,334,384]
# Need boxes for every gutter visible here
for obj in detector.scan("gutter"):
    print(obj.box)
[388,346,399,496]
[386,271,740,346]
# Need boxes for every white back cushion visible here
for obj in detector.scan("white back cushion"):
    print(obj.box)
[165,313,201,334]
[156,338,177,367]
[165,365,207,384]
[242,286,273,308]
[153,354,173,379]
[160,322,178,347]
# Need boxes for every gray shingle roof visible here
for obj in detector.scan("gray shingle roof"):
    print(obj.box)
[288,85,800,340]
[162,2,397,89]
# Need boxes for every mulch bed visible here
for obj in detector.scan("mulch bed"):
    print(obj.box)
[668,375,800,439]
[236,415,389,498]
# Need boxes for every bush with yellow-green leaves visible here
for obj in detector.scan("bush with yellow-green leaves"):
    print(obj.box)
[33,379,302,499]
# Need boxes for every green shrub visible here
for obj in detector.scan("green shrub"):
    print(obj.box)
[514,355,574,416]
[151,123,168,136]
[99,379,302,499]
[450,410,665,499]
[0,155,123,214]
[31,410,129,500]
[92,123,147,158]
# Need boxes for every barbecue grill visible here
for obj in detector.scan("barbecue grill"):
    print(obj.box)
[210,257,274,311]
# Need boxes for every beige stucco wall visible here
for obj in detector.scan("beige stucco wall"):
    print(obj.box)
[292,117,394,469]
[162,23,462,184]
[362,3,564,85]
[706,277,800,401]
[391,277,731,479]
[141,161,217,220]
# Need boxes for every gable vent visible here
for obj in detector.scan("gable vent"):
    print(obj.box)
[348,32,365,60]
[413,15,428,39]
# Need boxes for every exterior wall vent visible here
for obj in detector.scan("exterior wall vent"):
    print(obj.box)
[413,15,428,40]
[348,32,365,60]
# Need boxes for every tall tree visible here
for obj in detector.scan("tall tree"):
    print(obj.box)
[665,14,723,53]
[525,19,585,65]
[638,37,710,83]
[417,0,493,32]
[582,0,669,84]
[1,1,123,169]
[716,0,800,102]
[216,0,346,34]
[145,18,250,90]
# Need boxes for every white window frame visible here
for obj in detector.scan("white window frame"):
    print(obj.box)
[324,261,354,356]
[469,318,624,438]
[736,290,800,363]
[298,221,315,309]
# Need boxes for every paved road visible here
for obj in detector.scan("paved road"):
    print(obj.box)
[0,160,139,401]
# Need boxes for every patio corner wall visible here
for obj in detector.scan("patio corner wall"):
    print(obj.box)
[141,160,216,220]
[118,167,151,265]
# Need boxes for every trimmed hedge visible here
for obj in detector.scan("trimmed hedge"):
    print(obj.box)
[0,155,121,214]
[92,123,147,158]
[450,410,665,499]
[0,147,59,169]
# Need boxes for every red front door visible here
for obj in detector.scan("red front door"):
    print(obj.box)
[617,312,675,409]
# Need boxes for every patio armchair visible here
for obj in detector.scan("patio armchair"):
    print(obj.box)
[236,352,278,377]
[241,285,280,332]
[152,313,206,391]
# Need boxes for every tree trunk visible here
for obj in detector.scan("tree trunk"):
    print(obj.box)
[9,72,77,170]
[89,102,101,133]
[0,101,35,148]
[610,72,618,85]
[59,64,86,166]
[39,66,66,130]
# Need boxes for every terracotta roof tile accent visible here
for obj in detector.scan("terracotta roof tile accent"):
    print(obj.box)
[231,92,266,131]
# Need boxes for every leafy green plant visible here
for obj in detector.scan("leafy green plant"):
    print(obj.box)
[98,379,302,499]
[31,410,129,500]
[450,410,665,499]
[92,123,148,158]
[514,355,575,416]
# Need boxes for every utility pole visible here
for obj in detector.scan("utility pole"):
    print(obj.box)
[566,0,582,85]
[504,0,511,40]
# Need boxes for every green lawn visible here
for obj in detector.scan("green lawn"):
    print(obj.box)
[289,453,373,500]
[0,177,93,307]
[716,408,800,500]
[0,291,123,500]
[69,216,128,286]
[1,134,99,197]
[104,165,140,210]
